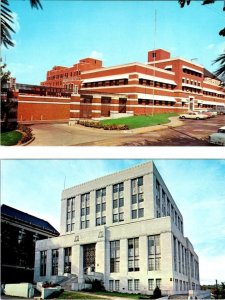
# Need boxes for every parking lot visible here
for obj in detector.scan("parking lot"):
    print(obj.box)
[27,115,225,146]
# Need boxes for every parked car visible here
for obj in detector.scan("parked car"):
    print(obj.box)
[209,126,225,146]
[194,110,214,118]
[207,110,218,117]
[179,112,208,120]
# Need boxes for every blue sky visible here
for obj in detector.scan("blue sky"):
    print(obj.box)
[2,0,225,84]
[1,159,225,284]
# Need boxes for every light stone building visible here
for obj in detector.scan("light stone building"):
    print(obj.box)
[34,161,200,294]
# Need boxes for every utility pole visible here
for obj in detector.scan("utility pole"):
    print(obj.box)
[152,9,157,116]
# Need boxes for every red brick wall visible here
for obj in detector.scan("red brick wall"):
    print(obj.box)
[18,95,70,122]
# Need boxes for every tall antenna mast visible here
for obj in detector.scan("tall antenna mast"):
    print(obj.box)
[152,9,157,116]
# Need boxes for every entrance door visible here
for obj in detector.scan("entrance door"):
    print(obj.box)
[119,98,127,113]
[83,243,96,274]
[80,97,92,119]
[101,97,111,117]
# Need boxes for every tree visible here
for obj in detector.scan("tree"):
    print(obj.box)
[1,0,42,48]
[153,286,162,299]
[178,0,225,79]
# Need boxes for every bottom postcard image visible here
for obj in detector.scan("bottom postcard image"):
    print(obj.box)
[1,159,224,299]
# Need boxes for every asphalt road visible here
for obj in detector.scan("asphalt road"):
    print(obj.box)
[27,115,225,146]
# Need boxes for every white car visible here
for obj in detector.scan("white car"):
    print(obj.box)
[179,112,208,120]
[209,126,225,146]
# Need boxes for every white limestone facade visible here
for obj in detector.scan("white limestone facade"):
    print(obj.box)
[34,161,200,294]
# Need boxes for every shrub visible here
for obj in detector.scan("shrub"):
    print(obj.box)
[77,120,129,130]
[17,125,33,144]
[153,286,161,299]
[90,279,105,292]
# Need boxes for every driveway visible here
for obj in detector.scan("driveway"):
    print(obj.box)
[27,116,225,146]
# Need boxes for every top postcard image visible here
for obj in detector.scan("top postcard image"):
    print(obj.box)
[1,0,225,147]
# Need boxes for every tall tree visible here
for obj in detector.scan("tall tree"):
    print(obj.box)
[178,0,225,79]
[1,0,42,48]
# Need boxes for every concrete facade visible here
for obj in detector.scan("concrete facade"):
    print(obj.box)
[34,162,200,295]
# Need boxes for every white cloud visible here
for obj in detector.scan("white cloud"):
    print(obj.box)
[206,43,215,49]
[90,50,104,60]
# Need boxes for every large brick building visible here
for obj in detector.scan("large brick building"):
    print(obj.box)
[17,49,225,122]
[34,161,200,295]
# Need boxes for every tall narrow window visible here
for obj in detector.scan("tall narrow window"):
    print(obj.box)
[110,240,120,273]
[128,279,133,291]
[80,193,90,229]
[113,182,124,223]
[173,236,177,271]
[40,250,47,276]
[156,279,161,289]
[115,280,120,291]
[52,249,59,275]
[148,279,154,290]
[134,279,139,291]
[148,235,161,271]
[95,188,106,226]
[128,238,139,272]
[66,197,75,232]
[64,247,72,273]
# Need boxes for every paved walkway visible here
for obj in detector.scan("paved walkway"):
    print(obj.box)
[27,116,184,146]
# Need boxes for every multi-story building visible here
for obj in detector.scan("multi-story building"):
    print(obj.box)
[1,204,59,283]
[16,49,225,122]
[34,161,200,295]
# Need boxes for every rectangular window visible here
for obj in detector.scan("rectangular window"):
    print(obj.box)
[52,249,59,276]
[132,194,137,204]
[113,214,118,223]
[115,280,120,291]
[119,198,124,207]
[148,235,161,271]
[138,193,144,202]
[40,250,47,276]
[132,209,137,219]
[110,240,120,273]
[128,279,133,291]
[102,202,106,211]
[96,217,101,226]
[109,280,114,291]
[113,200,118,209]
[102,216,106,225]
[119,212,124,221]
[138,208,144,218]
[156,279,161,289]
[134,279,139,291]
[148,279,154,290]
[64,247,72,273]
[81,221,85,229]
[81,193,90,229]
[128,238,139,272]
[96,204,101,213]
[66,197,75,232]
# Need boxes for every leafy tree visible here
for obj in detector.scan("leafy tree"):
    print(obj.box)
[1,0,42,48]
[178,0,225,79]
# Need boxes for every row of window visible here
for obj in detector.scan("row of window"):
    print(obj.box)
[47,70,81,81]
[156,179,183,234]
[66,177,144,232]
[182,86,201,94]
[182,78,201,86]
[109,278,161,292]
[138,99,175,106]
[173,236,199,280]
[183,68,202,77]
[40,247,72,277]
[110,235,161,274]
[139,79,175,90]
[83,79,128,88]
[203,90,225,98]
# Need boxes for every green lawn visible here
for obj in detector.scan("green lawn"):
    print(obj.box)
[100,113,178,129]
[58,291,108,299]
[1,131,22,146]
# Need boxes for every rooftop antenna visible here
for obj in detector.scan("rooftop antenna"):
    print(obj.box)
[152,9,157,116]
